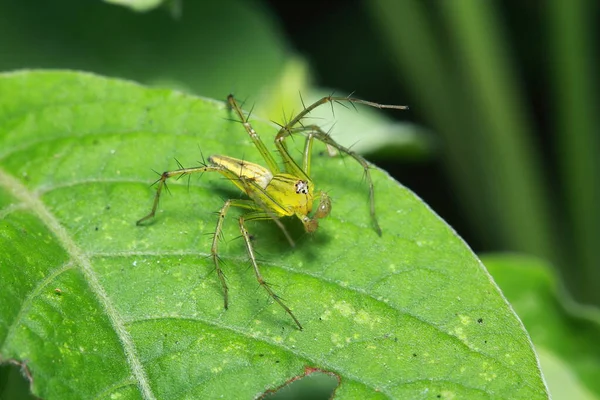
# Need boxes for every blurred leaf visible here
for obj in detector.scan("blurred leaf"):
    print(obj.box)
[0,71,547,399]
[0,0,287,100]
[256,57,314,121]
[482,254,600,399]
[536,348,597,400]
[103,0,167,13]
[0,363,36,400]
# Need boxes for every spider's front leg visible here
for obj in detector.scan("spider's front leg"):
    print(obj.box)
[226,94,281,174]
[273,95,408,236]
[277,123,383,236]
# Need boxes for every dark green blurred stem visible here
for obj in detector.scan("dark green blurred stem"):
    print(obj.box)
[366,0,494,244]
[370,0,559,265]
[438,1,558,260]
[548,0,600,305]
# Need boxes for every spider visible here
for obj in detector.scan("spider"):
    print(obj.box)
[137,94,407,329]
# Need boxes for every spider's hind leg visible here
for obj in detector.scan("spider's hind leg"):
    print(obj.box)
[210,198,261,310]
[136,164,223,226]
[239,215,303,330]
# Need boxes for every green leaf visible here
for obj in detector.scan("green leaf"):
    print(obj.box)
[0,71,547,399]
[482,254,600,399]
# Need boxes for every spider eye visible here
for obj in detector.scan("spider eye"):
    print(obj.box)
[295,180,309,194]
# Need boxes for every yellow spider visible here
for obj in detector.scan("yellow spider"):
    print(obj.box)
[137,94,407,329]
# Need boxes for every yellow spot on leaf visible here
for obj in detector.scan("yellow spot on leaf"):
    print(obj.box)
[333,301,355,317]
[354,309,380,329]
[331,333,343,348]
[440,390,456,399]
[320,309,332,320]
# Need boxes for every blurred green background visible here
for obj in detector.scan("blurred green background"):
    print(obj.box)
[0,0,599,399]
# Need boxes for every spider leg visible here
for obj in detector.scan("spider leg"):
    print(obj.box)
[283,94,408,131]
[239,215,303,330]
[270,95,407,236]
[213,194,299,328]
[211,198,262,310]
[214,196,298,327]
[136,164,234,225]
[227,94,281,174]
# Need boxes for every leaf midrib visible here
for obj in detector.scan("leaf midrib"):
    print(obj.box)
[0,166,156,400]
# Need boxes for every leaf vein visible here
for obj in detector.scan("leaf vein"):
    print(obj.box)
[0,168,157,400]
[2,260,75,352]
